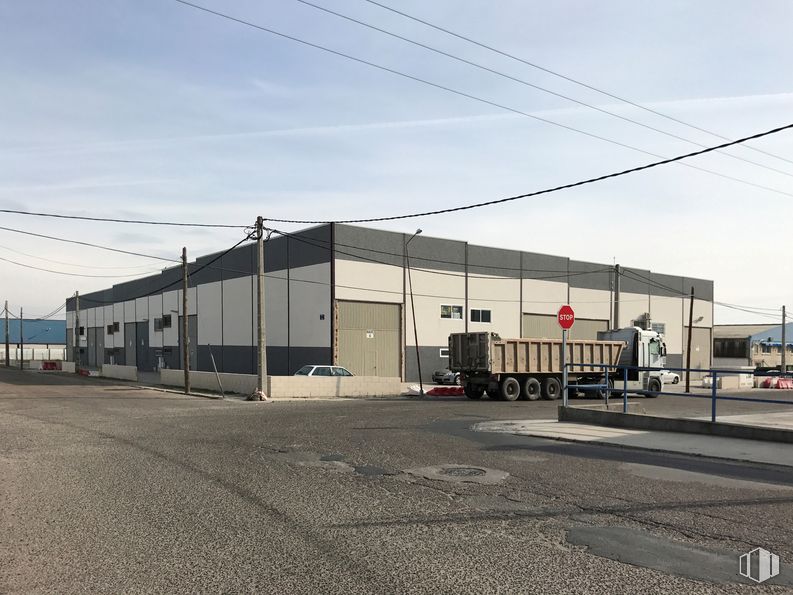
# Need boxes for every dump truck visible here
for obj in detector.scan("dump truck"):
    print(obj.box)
[449,327,667,401]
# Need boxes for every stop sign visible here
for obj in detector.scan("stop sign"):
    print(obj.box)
[557,305,575,330]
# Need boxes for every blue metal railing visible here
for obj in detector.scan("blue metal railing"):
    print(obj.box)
[563,362,793,422]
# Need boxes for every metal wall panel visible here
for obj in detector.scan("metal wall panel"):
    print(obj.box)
[522,313,608,341]
[337,301,401,377]
[683,326,712,378]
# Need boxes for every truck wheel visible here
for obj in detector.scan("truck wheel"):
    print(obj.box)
[647,378,661,397]
[454,374,461,386]
[521,377,541,401]
[542,377,561,400]
[500,377,521,401]
[464,383,484,399]
[597,378,614,400]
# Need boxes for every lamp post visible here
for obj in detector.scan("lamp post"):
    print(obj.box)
[405,229,423,397]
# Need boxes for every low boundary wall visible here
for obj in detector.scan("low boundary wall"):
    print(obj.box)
[159,369,401,398]
[101,364,139,382]
[559,406,793,444]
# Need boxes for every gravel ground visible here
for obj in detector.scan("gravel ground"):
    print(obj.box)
[2,369,792,594]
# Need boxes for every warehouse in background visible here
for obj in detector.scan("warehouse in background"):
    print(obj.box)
[2,319,67,363]
[714,323,793,371]
[65,224,714,382]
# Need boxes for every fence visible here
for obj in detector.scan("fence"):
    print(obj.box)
[1,347,66,362]
[564,362,793,423]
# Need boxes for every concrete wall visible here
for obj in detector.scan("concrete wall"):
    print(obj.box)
[159,369,400,398]
[101,364,138,381]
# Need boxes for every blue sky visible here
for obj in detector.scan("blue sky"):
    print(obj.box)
[1,0,792,323]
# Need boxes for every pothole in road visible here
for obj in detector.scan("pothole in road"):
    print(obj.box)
[404,464,509,485]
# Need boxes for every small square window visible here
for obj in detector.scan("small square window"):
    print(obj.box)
[471,309,491,323]
[441,305,463,320]
[78,326,85,336]
[154,318,163,332]
[162,315,172,328]
[113,322,120,333]
[439,348,449,358]
[107,324,114,335]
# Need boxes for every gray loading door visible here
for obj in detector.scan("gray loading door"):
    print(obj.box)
[87,327,97,368]
[136,321,149,371]
[125,322,136,367]
[683,326,712,379]
[522,313,608,341]
[337,301,401,378]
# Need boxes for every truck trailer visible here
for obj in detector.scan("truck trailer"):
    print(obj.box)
[449,327,668,401]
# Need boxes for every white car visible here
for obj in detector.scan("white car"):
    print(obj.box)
[660,371,680,384]
[294,365,354,377]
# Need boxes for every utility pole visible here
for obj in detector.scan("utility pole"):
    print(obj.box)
[782,305,787,376]
[74,291,80,372]
[685,286,694,392]
[252,216,268,401]
[405,229,423,396]
[4,300,9,367]
[613,264,621,329]
[19,308,23,370]
[182,247,190,395]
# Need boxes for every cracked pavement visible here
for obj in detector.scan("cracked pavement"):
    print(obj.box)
[1,369,792,593]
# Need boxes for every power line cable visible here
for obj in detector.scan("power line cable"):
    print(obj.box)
[0,209,246,228]
[172,0,793,202]
[262,121,793,224]
[619,268,782,320]
[0,244,167,270]
[73,234,254,306]
[294,0,793,179]
[0,255,163,279]
[0,225,180,263]
[361,0,793,168]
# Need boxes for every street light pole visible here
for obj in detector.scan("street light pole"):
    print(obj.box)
[405,229,423,397]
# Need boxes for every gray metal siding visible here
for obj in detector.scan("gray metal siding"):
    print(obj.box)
[522,313,608,341]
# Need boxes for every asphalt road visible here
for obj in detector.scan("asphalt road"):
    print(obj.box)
[2,369,793,594]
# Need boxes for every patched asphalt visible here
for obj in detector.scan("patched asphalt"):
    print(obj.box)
[2,369,793,593]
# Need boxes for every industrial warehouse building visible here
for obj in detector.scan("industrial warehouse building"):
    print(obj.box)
[65,224,714,381]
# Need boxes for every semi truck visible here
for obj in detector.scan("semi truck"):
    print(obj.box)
[449,327,668,401]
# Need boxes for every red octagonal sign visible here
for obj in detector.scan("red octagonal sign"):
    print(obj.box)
[557,305,575,330]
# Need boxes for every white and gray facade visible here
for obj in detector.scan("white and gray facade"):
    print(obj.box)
[66,224,715,381]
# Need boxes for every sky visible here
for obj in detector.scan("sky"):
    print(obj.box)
[1,0,791,324]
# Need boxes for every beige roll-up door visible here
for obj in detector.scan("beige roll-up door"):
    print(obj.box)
[337,301,401,377]
[522,313,608,340]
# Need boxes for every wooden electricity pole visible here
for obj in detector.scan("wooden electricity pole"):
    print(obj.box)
[74,291,80,372]
[4,300,9,367]
[182,247,190,395]
[253,216,268,401]
[685,286,695,392]
[19,308,23,370]
[782,305,787,376]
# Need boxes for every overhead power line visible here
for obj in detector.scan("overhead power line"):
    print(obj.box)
[262,121,793,224]
[0,255,162,279]
[0,208,246,228]
[294,0,793,179]
[0,225,180,263]
[361,0,793,168]
[172,0,793,201]
[73,234,254,306]
[0,244,161,270]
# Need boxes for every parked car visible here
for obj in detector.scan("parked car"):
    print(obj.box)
[294,365,354,377]
[432,368,461,385]
[661,370,680,384]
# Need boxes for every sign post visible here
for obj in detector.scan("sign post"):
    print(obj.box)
[557,305,575,406]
